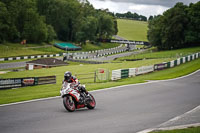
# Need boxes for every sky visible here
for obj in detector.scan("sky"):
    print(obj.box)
[87,0,199,17]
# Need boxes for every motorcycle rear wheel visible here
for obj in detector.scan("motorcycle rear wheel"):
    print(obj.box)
[86,94,96,109]
[63,95,76,112]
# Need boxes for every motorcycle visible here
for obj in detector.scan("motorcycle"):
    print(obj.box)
[60,82,96,112]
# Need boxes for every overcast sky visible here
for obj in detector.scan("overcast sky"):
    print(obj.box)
[87,0,199,17]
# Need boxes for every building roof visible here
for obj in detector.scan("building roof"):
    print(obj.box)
[26,58,67,66]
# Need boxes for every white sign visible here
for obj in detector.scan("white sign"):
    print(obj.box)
[28,64,34,70]
[135,65,154,75]
[111,69,121,80]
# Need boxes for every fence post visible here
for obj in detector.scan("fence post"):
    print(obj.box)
[94,71,96,83]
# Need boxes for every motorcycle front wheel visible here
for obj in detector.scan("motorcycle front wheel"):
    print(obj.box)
[63,95,76,112]
[86,94,96,109]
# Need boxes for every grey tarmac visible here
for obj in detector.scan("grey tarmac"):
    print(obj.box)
[0,71,200,133]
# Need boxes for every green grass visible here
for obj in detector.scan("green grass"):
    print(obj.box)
[117,46,200,61]
[0,42,120,58]
[0,43,64,58]
[80,42,120,51]
[150,126,200,133]
[117,19,148,41]
[0,57,199,105]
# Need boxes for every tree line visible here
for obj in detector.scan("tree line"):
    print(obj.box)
[0,0,118,44]
[148,2,200,50]
[115,12,147,21]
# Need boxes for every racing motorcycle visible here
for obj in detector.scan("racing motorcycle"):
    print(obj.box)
[60,82,96,112]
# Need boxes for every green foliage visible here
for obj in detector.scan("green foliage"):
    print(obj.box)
[185,2,200,45]
[97,13,115,39]
[81,42,120,51]
[148,2,200,50]
[0,0,117,44]
[76,16,98,44]
[0,0,53,43]
[22,9,48,43]
[116,12,147,21]
[150,126,200,133]
[0,2,10,43]
[46,25,56,43]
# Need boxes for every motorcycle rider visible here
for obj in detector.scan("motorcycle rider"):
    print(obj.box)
[63,71,89,103]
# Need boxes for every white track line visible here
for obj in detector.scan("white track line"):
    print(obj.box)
[137,105,200,133]
[0,69,199,107]
[158,105,200,127]
[137,123,200,133]
[0,96,60,107]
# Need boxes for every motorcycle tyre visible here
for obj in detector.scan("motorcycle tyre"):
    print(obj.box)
[86,94,96,109]
[63,95,76,112]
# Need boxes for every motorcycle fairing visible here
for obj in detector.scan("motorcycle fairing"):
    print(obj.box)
[60,82,80,102]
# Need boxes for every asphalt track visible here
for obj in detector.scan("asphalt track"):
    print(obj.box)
[0,71,200,133]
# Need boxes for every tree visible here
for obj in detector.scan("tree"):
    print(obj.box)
[46,25,56,43]
[148,15,153,21]
[76,16,98,44]
[147,15,163,49]
[185,2,200,46]
[115,12,147,21]
[97,13,115,39]
[0,2,10,43]
[147,2,199,50]
[22,9,48,43]
[161,2,188,49]
[0,0,118,44]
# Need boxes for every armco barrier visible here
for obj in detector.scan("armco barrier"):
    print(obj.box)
[135,65,154,75]
[121,69,129,78]
[111,52,200,81]
[177,58,181,65]
[154,63,168,71]
[0,53,66,62]
[170,60,175,67]
[111,69,121,80]
[129,68,136,77]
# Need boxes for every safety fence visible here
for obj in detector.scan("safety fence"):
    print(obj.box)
[0,53,65,62]
[75,68,110,83]
[0,76,56,90]
[111,52,200,80]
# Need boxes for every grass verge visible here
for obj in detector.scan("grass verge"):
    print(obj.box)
[80,42,120,51]
[150,126,200,133]
[0,58,199,105]
[0,42,119,58]
[117,46,200,61]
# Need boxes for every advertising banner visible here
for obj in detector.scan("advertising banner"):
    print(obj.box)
[135,65,154,75]
[121,69,129,78]
[98,39,149,45]
[22,78,35,86]
[0,76,56,90]
[154,63,167,71]
[0,78,22,89]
